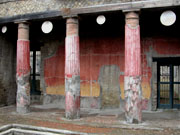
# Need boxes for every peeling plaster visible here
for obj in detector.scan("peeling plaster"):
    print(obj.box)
[124,76,142,123]
[16,73,30,113]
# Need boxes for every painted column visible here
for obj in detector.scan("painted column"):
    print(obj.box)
[65,17,80,119]
[16,23,30,113]
[124,12,142,123]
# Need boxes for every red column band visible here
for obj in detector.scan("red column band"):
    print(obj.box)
[17,40,30,77]
[16,23,30,114]
[65,17,80,119]
[124,12,142,123]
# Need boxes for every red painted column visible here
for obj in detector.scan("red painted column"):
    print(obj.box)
[124,12,142,123]
[16,23,30,113]
[65,17,80,119]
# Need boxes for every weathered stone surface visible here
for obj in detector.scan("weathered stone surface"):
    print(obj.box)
[16,73,30,113]
[0,78,8,106]
[124,76,142,123]
[98,65,121,108]
[152,62,157,111]
[65,75,80,119]
[0,36,16,106]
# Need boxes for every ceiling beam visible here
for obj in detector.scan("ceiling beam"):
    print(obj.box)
[0,0,179,24]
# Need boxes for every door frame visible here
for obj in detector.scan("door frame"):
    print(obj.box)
[157,63,172,108]
[155,57,180,109]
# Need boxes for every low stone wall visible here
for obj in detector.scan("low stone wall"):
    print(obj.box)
[43,94,101,109]
[0,124,88,135]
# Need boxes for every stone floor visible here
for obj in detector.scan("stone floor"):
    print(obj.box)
[0,105,179,135]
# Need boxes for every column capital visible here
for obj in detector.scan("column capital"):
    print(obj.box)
[125,11,140,28]
[66,17,79,25]
[123,9,140,13]
[66,17,79,37]
[14,20,29,24]
[18,23,29,30]
[63,14,78,19]
[17,22,29,40]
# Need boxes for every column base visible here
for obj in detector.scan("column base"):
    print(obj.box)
[17,106,30,114]
[65,91,80,119]
[65,111,80,120]
[65,75,80,119]
[16,75,30,114]
[124,76,142,123]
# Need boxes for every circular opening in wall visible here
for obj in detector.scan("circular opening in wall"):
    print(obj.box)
[41,21,53,34]
[160,10,176,26]
[2,26,7,33]
[96,15,106,25]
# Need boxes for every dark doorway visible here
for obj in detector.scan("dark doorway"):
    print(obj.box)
[30,50,41,95]
[155,58,180,109]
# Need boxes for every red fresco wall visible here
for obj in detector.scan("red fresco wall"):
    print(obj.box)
[44,37,180,109]
[44,37,124,97]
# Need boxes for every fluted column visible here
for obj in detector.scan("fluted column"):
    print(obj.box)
[16,22,30,113]
[124,12,142,123]
[65,17,80,119]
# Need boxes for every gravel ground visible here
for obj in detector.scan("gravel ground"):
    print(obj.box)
[0,105,179,135]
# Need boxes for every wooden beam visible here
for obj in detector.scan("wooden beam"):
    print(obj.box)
[71,0,180,14]
[0,11,62,24]
[0,0,17,4]
[0,0,179,24]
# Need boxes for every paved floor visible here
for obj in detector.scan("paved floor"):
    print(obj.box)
[0,105,179,135]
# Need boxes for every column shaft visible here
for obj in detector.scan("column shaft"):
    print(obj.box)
[124,12,142,123]
[65,18,80,119]
[16,23,30,113]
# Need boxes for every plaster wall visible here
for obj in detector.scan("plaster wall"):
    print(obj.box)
[0,35,16,106]
[41,36,180,110]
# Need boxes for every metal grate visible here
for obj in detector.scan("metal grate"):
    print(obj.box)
[158,64,180,109]
[173,66,180,106]
[159,66,170,106]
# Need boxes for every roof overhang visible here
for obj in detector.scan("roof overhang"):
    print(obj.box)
[0,0,180,24]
